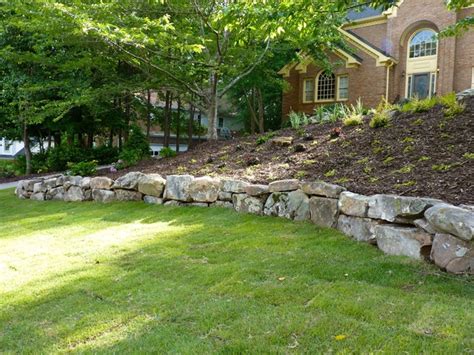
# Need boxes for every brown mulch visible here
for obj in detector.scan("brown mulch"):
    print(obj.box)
[105,96,474,205]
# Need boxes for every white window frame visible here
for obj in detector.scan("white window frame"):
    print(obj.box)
[315,71,336,103]
[408,29,438,59]
[302,78,315,104]
[337,75,349,101]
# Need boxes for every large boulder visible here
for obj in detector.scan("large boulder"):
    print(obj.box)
[80,177,91,190]
[374,225,432,259]
[430,233,473,274]
[264,190,310,221]
[30,193,45,201]
[425,204,474,242]
[218,191,233,201]
[138,174,166,197]
[232,194,264,215]
[63,176,82,190]
[92,189,116,203]
[64,186,85,202]
[33,182,46,194]
[115,189,143,201]
[213,200,234,209]
[268,179,300,192]
[302,181,346,198]
[90,177,114,190]
[164,175,194,202]
[337,215,382,244]
[368,195,441,223]
[113,172,145,190]
[338,191,370,217]
[20,179,42,193]
[46,186,65,201]
[188,176,220,202]
[245,184,270,197]
[309,197,339,228]
[220,178,249,193]
[44,177,59,189]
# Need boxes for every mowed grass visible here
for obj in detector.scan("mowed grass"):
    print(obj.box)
[0,188,473,353]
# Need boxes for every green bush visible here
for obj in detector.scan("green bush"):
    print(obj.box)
[67,160,98,176]
[401,96,437,113]
[439,92,465,118]
[159,147,177,158]
[369,111,390,128]
[46,146,91,172]
[92,146,119,164]
[0,160,18,178]
[288,111,310,129]
[343,114,363,126]
[123,126,150,159]
[116,149,142,170]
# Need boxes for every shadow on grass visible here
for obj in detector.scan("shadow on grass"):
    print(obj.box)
[1,188,473,352]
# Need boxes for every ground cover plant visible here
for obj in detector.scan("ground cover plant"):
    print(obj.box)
[0,189,473,353]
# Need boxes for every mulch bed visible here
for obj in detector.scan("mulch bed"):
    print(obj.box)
[105,96,474,205]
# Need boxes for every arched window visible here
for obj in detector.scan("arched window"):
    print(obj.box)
[317,72,336,101]
[409,29,437,58]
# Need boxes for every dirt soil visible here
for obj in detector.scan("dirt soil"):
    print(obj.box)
[106,96,474,205]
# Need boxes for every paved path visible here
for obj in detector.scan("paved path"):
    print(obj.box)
[0,181,18,190]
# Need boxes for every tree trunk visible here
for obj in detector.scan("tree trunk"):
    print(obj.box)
[198,111,202,144]
[164,91,171,148]
[246,91,257,134]
[176,96,181,153]
[47,130,52,150]
[87,131,94,148]
[256,87,265,133]
[123,93,131,143]
[23,122,32,175]
[207,73,219,140]
[187,103,195,150]
[146,89,152,139]
[109,129,114,147]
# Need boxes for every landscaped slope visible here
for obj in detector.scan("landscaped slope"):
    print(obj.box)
[0,189,473,353]
[111,96,474,205]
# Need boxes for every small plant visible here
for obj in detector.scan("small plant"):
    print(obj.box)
[403,145,415,154]
[324,169,336,178]
[256,132,276,145]
[463,152,474,160]
[303,159,317,166]
[383,156,395,165]
[401,96,437,113]
[369,111,390,128]
[343,114,363,127]
[432,164,453,172]
[288,111,310,129]
[160,147,177,158]
[411,118,424,126]
[67,160,98,176]
[394,181,416,188]
[394,164,414,174]
[402,137,414,144]
[294,171,307,179]
[418,156,431,162]
[439,92,465,118]
[334,177,350,184]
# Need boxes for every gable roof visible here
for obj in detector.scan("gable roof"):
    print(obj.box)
[346,6,384,21]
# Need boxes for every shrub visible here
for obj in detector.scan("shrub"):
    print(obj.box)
[46,146,91,172]
[343,114,363,126]
[369,111,390,128]
[311,104,348,125]
[67,160,98,176]
[0,160,18,178]
[92,146,119,164]
[159,147,177,158]
[439,92,465,118]
[288,111,310,129]
[123,126,151,159]
[401,96,437,113]
[116,149,142,170]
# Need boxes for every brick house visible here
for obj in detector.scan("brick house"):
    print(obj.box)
[279,0,474,117]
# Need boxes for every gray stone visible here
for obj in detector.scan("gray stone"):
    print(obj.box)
[44,178,59,189]
[220,178,249,193]
[138,174,166,197]
[264,190,310,221]
[56,175,65,186]
[144,195,163,205]
[47,186,65,201]
[302,181,346,198]
[232,194,264,215]
[460,204,474,212]
[90,177,114,190]
[164,200,183,206]
[213,200,234,209]
[337,215,383,244]
[245,184,270,197]
[338,191,370,217]
[425,204,474,242]
[83,189,92,201]
[22,179,42,192]
[218,191,233,201]
[33,182,46,194]
[30,193,45,201]
[64,186,85,202]
[63,176,82,189]
[80,177,91,190]
[92,189,116,203]
[413,218,437,235]
[268,179,300,192]
[374,225,432,260]
[113,172,145,190]
[188,202,209,207]
[368,195,441,223]
[115,189,143,201]
[188,176,220,202]
[431,233,473,274]
[309,197,339,228]
[164,175,194,202]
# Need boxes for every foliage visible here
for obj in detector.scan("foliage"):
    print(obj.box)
[117,150,142,170]
[439,92,465,118]
[123,126,151,159]
[67,160,98,177]
[0,160,23,178]
[369,111,390,128]
[401,96,438,113]
[312,104,347,125]
[159,147,177,159]
[45,146,92,172]
[91,146,120,165]
[288,111,310,129]
[343,114,363,127]
[256,132,276,145]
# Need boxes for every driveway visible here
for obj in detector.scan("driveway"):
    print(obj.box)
[0,181,18,190]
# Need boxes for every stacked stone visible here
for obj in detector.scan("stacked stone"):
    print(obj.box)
[15,173,473,274]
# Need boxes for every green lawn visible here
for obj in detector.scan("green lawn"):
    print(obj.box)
[0,188,473,353]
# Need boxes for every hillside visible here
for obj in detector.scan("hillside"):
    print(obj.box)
[110,96,473,205]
